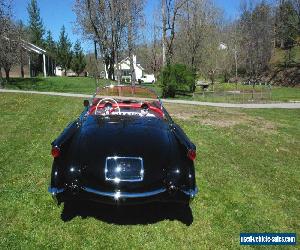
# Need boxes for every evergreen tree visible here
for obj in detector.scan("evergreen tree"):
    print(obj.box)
[71,40,86,76]
[276,0,298,49]
[27,0,44,47]
[45,30,56,58]
[27,0,45,76]
[45,30,56,76]
[57,26,72,76]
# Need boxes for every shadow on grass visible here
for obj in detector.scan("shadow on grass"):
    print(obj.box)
[61,200,194,226]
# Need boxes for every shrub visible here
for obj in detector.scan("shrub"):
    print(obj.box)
[159,64,196,98]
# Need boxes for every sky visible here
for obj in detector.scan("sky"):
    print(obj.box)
[13,0,241,52]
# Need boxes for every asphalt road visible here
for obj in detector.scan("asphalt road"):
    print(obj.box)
[1,89,300,109]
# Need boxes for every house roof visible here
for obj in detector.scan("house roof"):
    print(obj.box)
[118,57,144,70]
[2,36,47,55]
[22,40,46,54]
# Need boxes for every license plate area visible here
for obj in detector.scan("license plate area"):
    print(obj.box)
[105,157,144,182]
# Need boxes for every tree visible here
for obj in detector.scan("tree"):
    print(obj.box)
[275,0,299,66]
[0,0,11,85]
[45,30,56,58]
[128,4,160,78]
[174,0,224,83]
[27,0,44,46]
[159,64,195,97]
[0,1,23,83]
[71,40,86,76]
[74,0,127,80]
[16,20,28,78]
[238,1,274,77]
[124,0,145,85]
[27,0,45,75]
[45,30,57,76]
[57,26,73,76]
[291,0,300,35]
[276,0,298,49]
[162,0,187,66]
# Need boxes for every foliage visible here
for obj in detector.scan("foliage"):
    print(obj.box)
[44,30,56,59]
[0,1,24,82]
[275,0,299,49]
[56,26,73,75]
[238,1,274,76]
[27,0,44,47]
[159,64,195,98]
[71,40,86,76]
[27,0,45,75]
[74,0,144,81]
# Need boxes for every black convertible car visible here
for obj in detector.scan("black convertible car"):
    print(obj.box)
[49,85,198,205]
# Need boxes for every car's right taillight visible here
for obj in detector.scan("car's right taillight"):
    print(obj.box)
[187,149,196,161]
[51,146,61,158]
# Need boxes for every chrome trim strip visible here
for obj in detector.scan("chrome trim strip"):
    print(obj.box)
[48,187,65,195]
[182,187,199,198]
[83,187,166,198]
[48,186,198,199]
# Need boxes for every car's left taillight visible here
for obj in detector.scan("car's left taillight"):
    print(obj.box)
[187,149,196,161]
[51,146,61,158]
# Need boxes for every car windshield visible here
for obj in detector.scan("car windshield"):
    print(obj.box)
[94,84,159,101]
[88,85,163,118]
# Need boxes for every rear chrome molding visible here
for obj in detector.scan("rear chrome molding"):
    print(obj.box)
[181,187,199,199]
[48,187,65,205]
[48,186,198,201]
[48,187,65,195]
[83,187,166,199]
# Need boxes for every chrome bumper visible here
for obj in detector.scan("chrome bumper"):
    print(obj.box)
[48,186,198,203]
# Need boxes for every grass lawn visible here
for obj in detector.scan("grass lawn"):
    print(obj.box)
[176,83,300,103]
[3,77,161,96]
[3,77,104,94]
[0,93,299,249]
[3,77,300,103]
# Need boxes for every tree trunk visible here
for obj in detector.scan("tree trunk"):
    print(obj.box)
[5,68,10,81]
[0,67,3,87]
[280,39,285,49]
[20,63,24,78]
[162,0,167,67]
[20,48,24,78]
[116,51,121,84]
[107,54,115,80]
[104,56,110,79]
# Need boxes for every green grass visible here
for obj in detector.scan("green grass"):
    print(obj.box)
[3,77,161,96]
[176,84,300,103]
[0,93,299,249]
[4,77,300,103]
[3,77,107,94]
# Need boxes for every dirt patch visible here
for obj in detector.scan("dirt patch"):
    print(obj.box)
[165,103,277,132]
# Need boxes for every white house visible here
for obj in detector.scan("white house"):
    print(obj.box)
[219,42,228,50]
[105,55,155,83]
[55,67,77,77]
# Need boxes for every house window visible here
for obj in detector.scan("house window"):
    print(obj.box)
[122,70,131,76]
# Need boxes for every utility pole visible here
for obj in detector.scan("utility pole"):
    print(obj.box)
[234,47,238,79]
[162,0,166,67]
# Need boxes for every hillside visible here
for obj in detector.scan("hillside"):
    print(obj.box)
[268,46,300,86]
